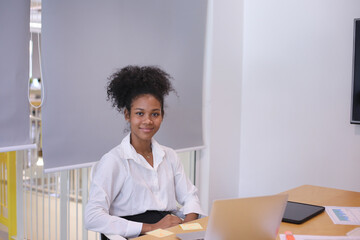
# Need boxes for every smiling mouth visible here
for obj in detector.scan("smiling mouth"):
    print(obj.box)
[140,128,154,133]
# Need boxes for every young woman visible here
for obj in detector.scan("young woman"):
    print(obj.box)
[84,66,204,239]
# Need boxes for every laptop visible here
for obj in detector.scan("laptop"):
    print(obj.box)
[176,194,288,240]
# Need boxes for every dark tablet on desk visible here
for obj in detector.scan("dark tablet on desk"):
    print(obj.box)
[282,201,325,224]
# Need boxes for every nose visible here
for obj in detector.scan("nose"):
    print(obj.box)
[143,116,153,124]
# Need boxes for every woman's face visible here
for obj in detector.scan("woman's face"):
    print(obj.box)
[125,94,163,144]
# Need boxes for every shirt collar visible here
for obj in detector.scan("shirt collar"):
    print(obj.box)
[120,133,165,170]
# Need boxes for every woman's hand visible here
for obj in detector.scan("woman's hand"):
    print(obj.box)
[141,214,183,234]
[183,213,199,223]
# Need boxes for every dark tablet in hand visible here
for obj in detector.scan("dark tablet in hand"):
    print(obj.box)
[282,201,325,224]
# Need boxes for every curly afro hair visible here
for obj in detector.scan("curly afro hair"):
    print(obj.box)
[106,65,175,115]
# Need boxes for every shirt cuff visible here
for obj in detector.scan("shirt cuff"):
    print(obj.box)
[181,199,205,217]
[125,221,143,238]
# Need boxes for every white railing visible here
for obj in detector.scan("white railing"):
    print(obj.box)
[18,148,99,240]
[16,148,197,240]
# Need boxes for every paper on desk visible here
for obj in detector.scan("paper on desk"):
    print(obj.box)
[347,227,360,237]
[279,234,360,240]
[326,206,360,225]
[146,229,174,238]
[180,223,203,231]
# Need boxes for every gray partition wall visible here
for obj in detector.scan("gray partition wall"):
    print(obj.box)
[0,0,31,151]
[42,0,207,171]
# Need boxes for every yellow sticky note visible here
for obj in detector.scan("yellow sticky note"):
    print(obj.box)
[180,223,203,231]
[146,229,174,238]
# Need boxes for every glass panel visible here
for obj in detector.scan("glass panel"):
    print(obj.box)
[178,151,196,184]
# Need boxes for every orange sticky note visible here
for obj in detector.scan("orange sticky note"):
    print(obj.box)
[285,231,295,240]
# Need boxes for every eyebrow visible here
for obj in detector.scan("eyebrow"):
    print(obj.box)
[134,108,161,111]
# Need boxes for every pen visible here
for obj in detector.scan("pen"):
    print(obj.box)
[285,231,295,240]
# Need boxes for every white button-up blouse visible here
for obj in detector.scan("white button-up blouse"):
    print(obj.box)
[84,134,204,238]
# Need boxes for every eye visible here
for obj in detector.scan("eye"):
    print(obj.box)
[152,112,160,117]
[135,112,144,116]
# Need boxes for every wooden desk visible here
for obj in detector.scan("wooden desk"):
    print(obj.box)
[277,185,360,239]
[133,185,360,240]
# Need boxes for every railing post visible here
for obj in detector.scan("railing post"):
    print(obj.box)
[82,168,88,240]
[15,151,24,240]
[8,151,17,240]
[60,171,68,240]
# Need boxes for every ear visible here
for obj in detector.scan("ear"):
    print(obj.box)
[124,109,130,122]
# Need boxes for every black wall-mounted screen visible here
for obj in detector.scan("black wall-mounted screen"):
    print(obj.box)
[351,18,360,124]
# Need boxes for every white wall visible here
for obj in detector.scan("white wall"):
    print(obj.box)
[238,0,360,197]
[201,0,360,211]
[200,0,244,213]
